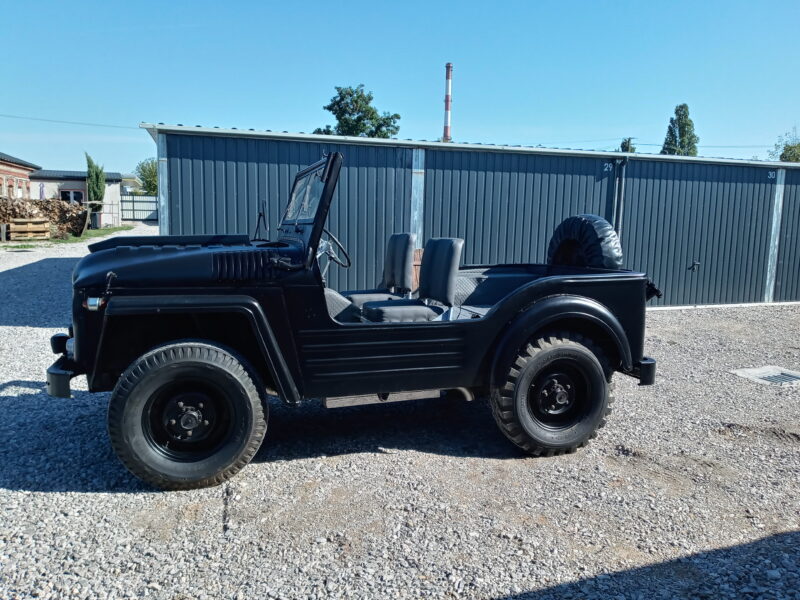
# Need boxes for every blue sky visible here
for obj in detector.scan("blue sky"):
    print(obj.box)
[2,0,798,172]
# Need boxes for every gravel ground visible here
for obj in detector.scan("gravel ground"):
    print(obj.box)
[1,229,798,599]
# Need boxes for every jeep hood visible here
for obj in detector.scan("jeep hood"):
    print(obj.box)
[73,236,301,288]
[73,243,223,288]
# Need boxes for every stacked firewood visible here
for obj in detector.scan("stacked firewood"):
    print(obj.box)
[0,198,86,237]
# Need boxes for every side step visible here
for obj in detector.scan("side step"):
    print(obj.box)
[323,388,473,409]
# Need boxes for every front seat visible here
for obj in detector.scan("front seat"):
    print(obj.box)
[362,237,464,323]
[342,233,416,308]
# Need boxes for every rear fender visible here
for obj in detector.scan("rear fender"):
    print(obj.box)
[100,294,300,404]
[490,295,633,389]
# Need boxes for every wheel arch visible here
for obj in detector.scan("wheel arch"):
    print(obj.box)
[107,340,268,490]
[489,295,633,390]
[93,294,300,404]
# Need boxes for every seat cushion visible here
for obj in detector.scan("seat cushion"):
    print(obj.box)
[324,288,361,322]
[342,289,401,309]
[362,299,445,323]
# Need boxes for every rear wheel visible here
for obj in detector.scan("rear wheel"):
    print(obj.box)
[491,332,613,456]
[108,342,267,490]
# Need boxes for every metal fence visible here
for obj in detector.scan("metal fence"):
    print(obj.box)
[121,195,158,221]
[145,125,800,305]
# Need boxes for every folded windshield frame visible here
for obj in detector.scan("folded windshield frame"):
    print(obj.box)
[281,158,328,227]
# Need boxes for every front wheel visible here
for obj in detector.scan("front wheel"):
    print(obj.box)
[491,332,613,456]
[108,342,268,490]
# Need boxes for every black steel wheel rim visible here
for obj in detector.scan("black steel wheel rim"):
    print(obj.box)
[526,361,590,429]
[143,379,235,461]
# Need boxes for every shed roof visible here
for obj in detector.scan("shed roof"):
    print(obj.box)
[0,151,41,170]
[30,169,123,182]
[141,122,800,170]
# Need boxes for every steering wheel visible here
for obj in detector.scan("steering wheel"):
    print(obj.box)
[318,228,352,269]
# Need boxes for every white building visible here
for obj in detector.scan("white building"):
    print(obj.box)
[29,170,123,227]
[121,173,142,195]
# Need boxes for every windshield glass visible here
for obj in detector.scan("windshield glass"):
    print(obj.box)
[282,166,326,224]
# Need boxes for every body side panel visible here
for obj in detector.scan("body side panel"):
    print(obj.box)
[290,272,647,398]
[101,293,301,404]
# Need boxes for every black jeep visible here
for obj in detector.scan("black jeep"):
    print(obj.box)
[47,153,658,489]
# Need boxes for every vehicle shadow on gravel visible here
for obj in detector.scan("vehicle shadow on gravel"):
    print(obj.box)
[0,258,79,327]
[494,531,799,600]
[255,396,522,463]
[0,380,147,493]
[0,382,518,493]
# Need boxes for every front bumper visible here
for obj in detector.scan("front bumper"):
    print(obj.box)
[46,333,81,398]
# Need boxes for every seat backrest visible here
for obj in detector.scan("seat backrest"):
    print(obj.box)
[380,232,416,292]
[419,237,464,306]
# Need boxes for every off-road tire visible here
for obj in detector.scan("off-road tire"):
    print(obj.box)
[108,342,267,490]
[491,332,613,456]
[547,214,623,270]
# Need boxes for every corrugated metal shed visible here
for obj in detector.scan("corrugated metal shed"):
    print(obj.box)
[142,123,800,306]
[142,124,800,169]
[775,168,800,301]
[165,133,410,290]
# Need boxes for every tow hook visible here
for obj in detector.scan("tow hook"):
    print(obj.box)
[646,280,663,301]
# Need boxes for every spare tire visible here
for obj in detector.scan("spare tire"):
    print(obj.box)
[547,214,623,270]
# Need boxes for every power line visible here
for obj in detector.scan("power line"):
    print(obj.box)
[636,142,771,148]
[0,112,775,149]
[538,136,772,150]
[0,113,139,130]
[536,138,624,145]
[534,137,771,149]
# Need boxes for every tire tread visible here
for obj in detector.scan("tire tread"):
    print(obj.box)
[107,342,267,490]
[490,331,614,457]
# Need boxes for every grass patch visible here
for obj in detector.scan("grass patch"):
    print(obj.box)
[50,225,135,244]
[2,244,37,250]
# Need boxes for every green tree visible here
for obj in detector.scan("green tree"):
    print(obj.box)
[85,153,106,211]
[660,103,699,156]
[768,127,800,162]
[618,137,636,152]
[780,144,800,162]
[84,153,106,233]
[135,157,158,195]
[314,84,400,138]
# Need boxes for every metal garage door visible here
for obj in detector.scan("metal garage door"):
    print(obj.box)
[774,169,800,301]
[620,160,776,306]
[424,150,615,265]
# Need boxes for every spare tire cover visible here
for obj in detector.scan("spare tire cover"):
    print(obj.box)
[547,214,623,270]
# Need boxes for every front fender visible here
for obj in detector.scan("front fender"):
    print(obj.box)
[101,294,300,404]
[490,295,633,390]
